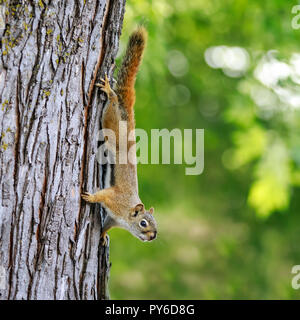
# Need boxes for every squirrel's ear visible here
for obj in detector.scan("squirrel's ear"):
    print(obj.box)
[149,207,154,215]
[131,204,144,217]
[134,203,144,212]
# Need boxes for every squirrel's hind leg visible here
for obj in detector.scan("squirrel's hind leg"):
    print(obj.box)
[96,73,117,100]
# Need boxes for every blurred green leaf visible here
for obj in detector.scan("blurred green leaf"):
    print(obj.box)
[109,0,300,300]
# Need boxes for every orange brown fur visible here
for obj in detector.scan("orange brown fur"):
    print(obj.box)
[116,26,147,124]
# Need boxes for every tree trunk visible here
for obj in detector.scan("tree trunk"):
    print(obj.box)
[0,0,125,300]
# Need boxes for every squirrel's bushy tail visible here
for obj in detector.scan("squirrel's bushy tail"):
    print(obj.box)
[116,26,147,113]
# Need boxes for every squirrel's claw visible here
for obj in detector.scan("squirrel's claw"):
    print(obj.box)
[96,73,117,99]
[81,192,94,203]
[95,81,105,87]
[100,233,109,246]
[98,77,105,84]
[96,73,110,92]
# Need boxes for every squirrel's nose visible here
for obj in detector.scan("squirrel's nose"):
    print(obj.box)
[149,231,157,241]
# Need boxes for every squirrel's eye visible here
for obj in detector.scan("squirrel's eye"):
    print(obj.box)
[139,219,148,228]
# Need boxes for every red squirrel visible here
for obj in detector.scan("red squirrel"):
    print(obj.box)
[82,27,157,245]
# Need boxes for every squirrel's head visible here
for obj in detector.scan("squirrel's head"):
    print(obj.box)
[128,203,157,242]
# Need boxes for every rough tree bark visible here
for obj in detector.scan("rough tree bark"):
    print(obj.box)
[0,0,125,300]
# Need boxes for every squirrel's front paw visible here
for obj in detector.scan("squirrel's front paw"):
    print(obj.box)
[100,233,109,247]
[81,192,95,203]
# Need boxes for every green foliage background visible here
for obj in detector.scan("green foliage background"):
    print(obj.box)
[108,0,300,299]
